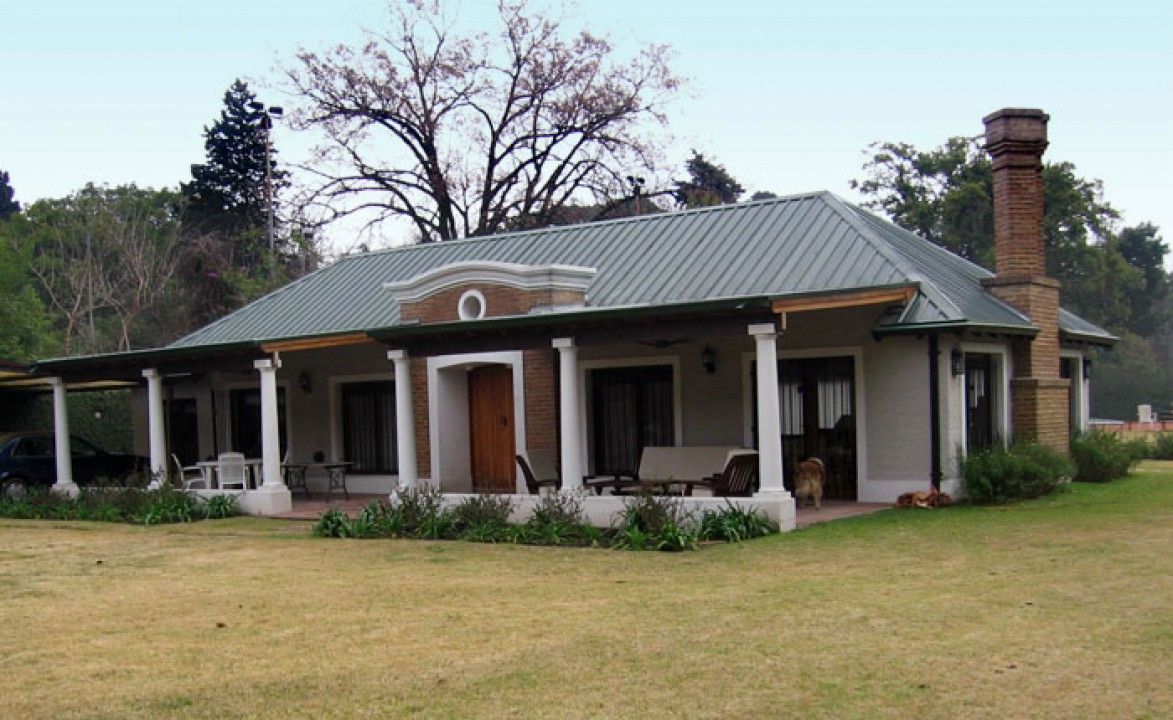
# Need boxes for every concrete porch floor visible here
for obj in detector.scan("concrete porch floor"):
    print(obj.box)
[795,500,889,529]
[274,493,891,528]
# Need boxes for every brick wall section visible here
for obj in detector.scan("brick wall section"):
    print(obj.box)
[522,348,558,458]
[400,284,584,323]
[982,108,1070,453]
[410,360,431,478]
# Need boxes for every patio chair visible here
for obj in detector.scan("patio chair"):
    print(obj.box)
[516,450,561,494]
[702,452,759,497]
[171,453,205,489]
[217,452,248,490]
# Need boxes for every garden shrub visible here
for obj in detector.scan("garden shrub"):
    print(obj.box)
[201,493,241,520]
[613,494,699,551]
[1070,431,1139,483]
[1151,433,1173,460]
[312,507,354,538]
[961,442,1074,504]
[451,494,513,542]
[699,502,779,542]
[389,485,453,538]
[523,491,599,546]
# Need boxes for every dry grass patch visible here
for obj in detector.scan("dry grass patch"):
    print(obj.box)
[1,468,1170,719]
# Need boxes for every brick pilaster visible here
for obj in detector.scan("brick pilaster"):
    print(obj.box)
[522,348,558,458]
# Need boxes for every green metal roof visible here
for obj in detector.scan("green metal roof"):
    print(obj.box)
[143,190,1107,350]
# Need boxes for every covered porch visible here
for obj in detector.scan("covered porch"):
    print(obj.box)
[32,284,960,530]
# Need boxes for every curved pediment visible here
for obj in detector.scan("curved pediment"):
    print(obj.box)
[383,261,597,304]
[384,261,597,323]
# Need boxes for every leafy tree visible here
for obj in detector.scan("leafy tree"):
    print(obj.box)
[182,79,287,263]
[749,191,778,201]
[1116,223,1170,336]
[0,169,19,220]
[852,134,1172,419]
[23,185,183,353]
[0,216,58,360]
[284,0,680,241]
[673,151,744,209]
[850,137,1146,331]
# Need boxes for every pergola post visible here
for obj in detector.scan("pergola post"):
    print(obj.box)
[749,323,788,497]
[387,349,417,489]
[49,377,79,497]
[142,368,166,485]
[553,337,583,492]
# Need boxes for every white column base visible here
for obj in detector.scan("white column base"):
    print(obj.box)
[241,485,293,516]
[753,490,796,531]
[50,481,80,498]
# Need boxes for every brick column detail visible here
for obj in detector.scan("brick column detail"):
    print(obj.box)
[522,348,558,458]
[410,361,431,479]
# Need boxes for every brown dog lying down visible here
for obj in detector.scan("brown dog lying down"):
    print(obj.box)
[794,457,825,509]
[895,488,952,509]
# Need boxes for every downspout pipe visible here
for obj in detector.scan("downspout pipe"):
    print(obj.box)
[928,333,943,489]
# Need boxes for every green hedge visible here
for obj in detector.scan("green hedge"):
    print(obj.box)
[961,443,1074,504]
[0,486,239,524]
[1070,431,1144,483]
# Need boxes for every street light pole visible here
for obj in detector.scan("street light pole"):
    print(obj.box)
[249,101,283,256]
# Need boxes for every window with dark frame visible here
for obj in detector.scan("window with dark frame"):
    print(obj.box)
[590,365,674,476]
[341,381,398,474]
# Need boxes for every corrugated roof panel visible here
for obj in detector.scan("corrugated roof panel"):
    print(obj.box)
[168,190,1112,348]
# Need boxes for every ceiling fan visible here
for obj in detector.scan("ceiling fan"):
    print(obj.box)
[636,337,690,349]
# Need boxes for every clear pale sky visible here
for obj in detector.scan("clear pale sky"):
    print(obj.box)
[3,1,1170,265]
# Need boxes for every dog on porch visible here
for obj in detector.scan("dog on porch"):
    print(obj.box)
[794,457,825,510]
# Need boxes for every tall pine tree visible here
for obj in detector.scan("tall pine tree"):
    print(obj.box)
[182,80,286,263]
[673,152,745,209]
[0,169,20,220]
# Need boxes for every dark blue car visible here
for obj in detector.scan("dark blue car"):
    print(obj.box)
[0,432,147,491]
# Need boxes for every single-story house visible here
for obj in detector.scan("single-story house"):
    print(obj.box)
[23,108,1114,529]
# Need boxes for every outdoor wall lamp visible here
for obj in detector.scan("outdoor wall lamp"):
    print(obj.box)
[1083,359,1092,380]
[701,345,717,374]
[950,349,965,376]
[298,370,313,394]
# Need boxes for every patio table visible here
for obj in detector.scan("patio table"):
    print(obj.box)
[196,458,264,490]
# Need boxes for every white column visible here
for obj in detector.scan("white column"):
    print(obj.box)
[254,357,285,489]
[49,377,78,497]
[387,350,418,489]
[142,368,166,484]
[749,323,788,496]
[553,338,583,492]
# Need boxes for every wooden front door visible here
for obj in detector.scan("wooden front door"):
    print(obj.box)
[468,365,515,492]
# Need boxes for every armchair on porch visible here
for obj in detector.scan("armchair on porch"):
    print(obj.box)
[216,452,248,491]
[694,452,759,497]
[171,453,205,490]
[516,450,561,495]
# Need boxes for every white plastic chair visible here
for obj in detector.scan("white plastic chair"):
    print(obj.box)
[217,452,248,490]
[171,453,205,489]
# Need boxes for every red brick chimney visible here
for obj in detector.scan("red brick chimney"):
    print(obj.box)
[980,108,1070,452]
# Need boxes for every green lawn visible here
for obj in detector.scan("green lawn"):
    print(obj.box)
[1,466,1170,719]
